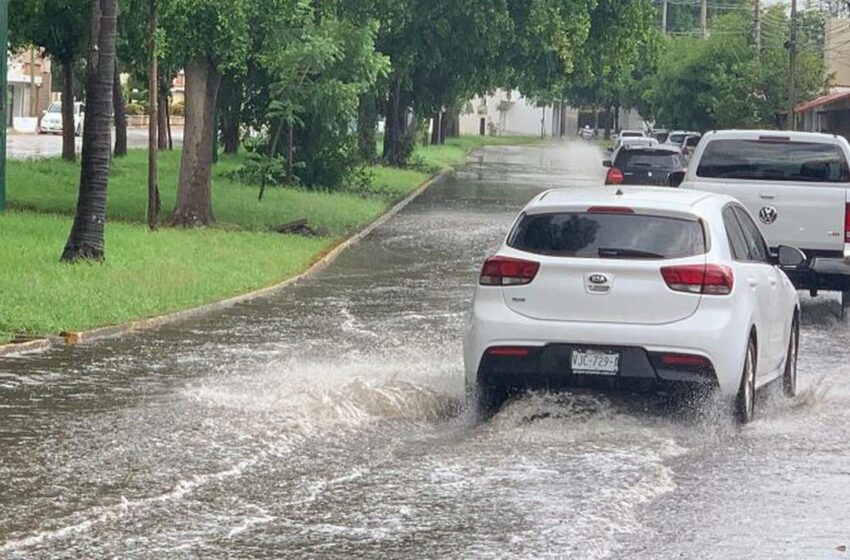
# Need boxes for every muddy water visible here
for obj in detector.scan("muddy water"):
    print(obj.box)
[1,142,849,559]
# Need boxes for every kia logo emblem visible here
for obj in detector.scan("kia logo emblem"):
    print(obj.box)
[759,206,778,225]
[589,274,609,285]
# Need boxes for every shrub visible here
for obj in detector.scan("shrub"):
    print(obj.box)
[125,103,146,116]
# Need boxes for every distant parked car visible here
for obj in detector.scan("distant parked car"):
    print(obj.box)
[40,101,85,136]
[604,145,687,187]
[665,130,700,147]
[611,136,658,158]
[651,129,670,144]
[680,134,702,158]
[619,129,647,139]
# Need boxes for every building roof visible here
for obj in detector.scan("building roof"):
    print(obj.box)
[795,88,850,114]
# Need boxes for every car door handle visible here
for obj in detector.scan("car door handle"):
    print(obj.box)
[748,277,759,288]
[759,192,776,200]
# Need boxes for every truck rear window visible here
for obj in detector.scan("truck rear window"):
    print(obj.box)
[696,139,850,183]
[508,213,705,259]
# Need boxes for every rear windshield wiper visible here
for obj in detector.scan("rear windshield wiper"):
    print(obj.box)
[597,247,665,259]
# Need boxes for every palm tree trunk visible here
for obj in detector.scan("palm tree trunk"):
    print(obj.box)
[166,56,221,227]
[62,0,117,261]
[113,59,128,157]
[60,58,76,162]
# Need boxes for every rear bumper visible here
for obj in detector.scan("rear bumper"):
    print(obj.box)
[784,257,850,292]
[463,289,750,397]
[476,343,718,394]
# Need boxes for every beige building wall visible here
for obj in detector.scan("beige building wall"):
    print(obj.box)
[825,18,850,86]
[6,49,53,129]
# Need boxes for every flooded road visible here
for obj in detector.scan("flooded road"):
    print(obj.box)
[2,142,850,559]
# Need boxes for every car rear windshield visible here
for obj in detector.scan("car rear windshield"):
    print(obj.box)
[668,134,688,144]
[696,139,850,183]
[508,212,705,259]
[615,150,682,170]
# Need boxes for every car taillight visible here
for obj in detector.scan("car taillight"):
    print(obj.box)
[660,264,733,295]
[480,256,540,286]
[486,346,533,357]
[605,168,624,185]
[659,353,709,367]
[845,202,850,243]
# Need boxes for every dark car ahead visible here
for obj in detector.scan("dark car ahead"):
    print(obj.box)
[604,146,687,187]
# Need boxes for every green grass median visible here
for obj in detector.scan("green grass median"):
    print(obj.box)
[0,135,541,344]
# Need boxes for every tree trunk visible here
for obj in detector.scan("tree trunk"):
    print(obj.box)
[60,58,76,162]
[604,105,612,140]
[219,72,241,154]
[147,0,159,230]
[166,56,221,227]
[444,111,459,138]
[156,80,169,151]
[62,0,117,261]
[439,111,449,144]
[357,92,377,164]
[430,111,441,146]
[113,60,127,157]
[382,77,402,166]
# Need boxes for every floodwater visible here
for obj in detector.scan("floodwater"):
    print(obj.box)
[2,142,850,559]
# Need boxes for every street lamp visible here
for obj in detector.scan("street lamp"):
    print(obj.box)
[0,0,7,213]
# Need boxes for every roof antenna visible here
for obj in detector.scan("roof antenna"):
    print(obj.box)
[615,188,624,196]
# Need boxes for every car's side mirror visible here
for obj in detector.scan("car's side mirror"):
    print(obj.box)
[602,160,613,168]
[669,170,686,187]
[776,245,807,268]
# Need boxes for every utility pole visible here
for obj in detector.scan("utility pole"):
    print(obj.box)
[662,0,668,33]
[788,0,798,130]
[0,0,7,213]
[701,0,708,37]
[754,0,762,61]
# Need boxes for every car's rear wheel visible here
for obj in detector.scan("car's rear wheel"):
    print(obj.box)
[735,338,757,425]
[476,378,508,417]
[783,317,799,398]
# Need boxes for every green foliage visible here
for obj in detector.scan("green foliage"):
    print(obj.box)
[161,0,250,70]
[642,8,828,130]
[125,102,145,115]
[0,211,327,340]
[9,0,91,62]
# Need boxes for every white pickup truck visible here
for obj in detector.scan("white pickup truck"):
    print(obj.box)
[680,130,850,311]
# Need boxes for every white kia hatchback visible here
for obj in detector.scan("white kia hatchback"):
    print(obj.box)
[464,187,803,423]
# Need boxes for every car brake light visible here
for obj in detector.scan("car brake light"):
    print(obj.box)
[605,167,624,185]
[480,256,540,286]
[588,206,634,214]
[845,202,850,243]
[659,353,709,367]
[487,346,533,357]
[660,264,733,295]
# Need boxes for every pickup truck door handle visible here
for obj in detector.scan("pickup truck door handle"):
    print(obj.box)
[748,277,759,288]
[759,192,776,200]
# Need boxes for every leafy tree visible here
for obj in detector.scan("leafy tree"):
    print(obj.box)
[642,8,827,130]
[61,0,118,261]
[10,0,90,161]
[160,0,250,226]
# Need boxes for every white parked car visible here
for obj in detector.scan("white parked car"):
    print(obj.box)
[464,187,803,424]
[40,101,85,136]
[665,130,700,147]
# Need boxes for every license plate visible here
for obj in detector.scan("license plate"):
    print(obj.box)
[571,350,620,376]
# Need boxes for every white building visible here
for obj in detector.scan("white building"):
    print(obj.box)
[459,89,646,138]
[6,50,53,132]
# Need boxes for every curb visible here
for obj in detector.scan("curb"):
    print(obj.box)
[0,170,450,357]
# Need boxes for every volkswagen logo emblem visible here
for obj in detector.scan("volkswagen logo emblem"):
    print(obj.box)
[759,206,778,225]
[589,274,609,285]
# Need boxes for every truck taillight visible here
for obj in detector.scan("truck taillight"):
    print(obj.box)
[480,256,540,286]
[845,203,850,243]
[661,264,734,295]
